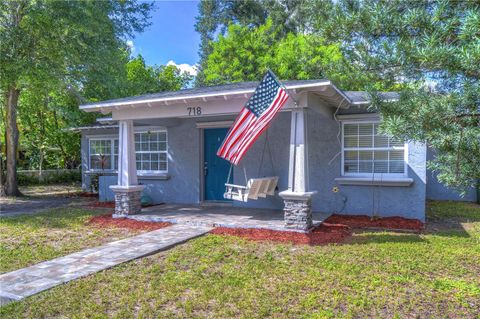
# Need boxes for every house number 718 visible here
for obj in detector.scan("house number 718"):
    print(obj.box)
[187,107,202,116]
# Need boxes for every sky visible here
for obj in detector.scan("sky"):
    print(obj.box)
[128,1,201,76]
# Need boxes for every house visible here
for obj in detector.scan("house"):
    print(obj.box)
[75,79,477,230]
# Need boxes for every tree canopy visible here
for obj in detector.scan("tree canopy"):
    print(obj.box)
[0,1,190,195]
[196,0,480,194]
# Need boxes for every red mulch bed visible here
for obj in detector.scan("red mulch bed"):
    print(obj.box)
[325,214,424,231]
[210,223,352,246]
[88,214,171,231]
[210,214,424,245]
[78,192,98,198]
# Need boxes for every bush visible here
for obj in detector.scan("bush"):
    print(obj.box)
[17,169,81,186]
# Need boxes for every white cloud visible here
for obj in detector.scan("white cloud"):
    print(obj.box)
[167,60,198,77]
[126,40,135,52]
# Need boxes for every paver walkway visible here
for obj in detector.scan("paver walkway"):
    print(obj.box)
[0,224,212,306]
[133,204,331,232]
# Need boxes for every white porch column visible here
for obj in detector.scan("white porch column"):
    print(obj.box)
[279,108,317,231]
[110,120,144,217]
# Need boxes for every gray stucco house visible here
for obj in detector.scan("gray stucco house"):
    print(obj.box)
[75,79,477,229]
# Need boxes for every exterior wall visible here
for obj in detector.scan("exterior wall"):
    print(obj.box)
[81,127,118,192]
[232,107,427,221]
[426,147,477,202]
[83,99,429,221]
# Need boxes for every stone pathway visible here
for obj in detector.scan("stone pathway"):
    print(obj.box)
[0,224,212,306]
[132,204,331,232]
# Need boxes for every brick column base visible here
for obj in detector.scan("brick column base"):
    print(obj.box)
[110,185,145,218]
[279,191,316,232]
[283,198,312,231]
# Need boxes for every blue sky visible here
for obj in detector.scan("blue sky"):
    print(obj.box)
[129,1,201,75]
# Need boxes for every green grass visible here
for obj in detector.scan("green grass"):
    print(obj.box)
[0,208,143,273]
[2,201,480,318]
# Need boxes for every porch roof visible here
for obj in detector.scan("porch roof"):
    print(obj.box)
[79,79,354,113]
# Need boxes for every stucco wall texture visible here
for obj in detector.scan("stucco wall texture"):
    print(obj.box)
[82,103,475,222]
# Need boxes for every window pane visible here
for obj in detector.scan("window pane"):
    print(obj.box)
[389,150,404,161]
[358,123,373,135]
[344,124,357,135]
[358,135,373,148]
[359,161,373,173]
[374,135,389,148]
[359,151,373,160]
[373,161,388,173]
[159,142,167,151]
[344,161,358,173]
[159,132,167,141]
[374,151,388,160]
[390,161,404,173]
[159,162,167,171]
[344,135,358,148]
[159,153,167,162]
[345,151,357,161]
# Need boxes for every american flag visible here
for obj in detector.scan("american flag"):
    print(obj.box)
[217,70,289,165]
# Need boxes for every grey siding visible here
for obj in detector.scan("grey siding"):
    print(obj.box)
[83,108,428,221]
[426,147,477,202]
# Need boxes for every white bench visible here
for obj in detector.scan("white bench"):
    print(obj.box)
[224,176,279,202]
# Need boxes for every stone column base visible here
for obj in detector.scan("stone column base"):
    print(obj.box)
[279,191,317,231]
[110,185,145,218]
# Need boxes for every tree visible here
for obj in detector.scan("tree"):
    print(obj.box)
[197,0,479,194]
[125,55,192,96]
[202,20,352,87]
[195,0,314,85]
[0,0,153,196]
[313,0,480,193]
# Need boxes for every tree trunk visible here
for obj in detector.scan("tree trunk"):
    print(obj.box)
[5,86,22,196]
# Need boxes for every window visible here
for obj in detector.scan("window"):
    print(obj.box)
[89,139,115,170]
[135,131,168,174]
[342,122,406,176]
[88,130,168,174]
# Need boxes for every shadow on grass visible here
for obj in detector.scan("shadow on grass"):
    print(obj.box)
[422,200,480,238]
[348,231,427,244]
[0,208,100,229]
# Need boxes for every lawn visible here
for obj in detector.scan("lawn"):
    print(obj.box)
[0,208,145,273]
[1,201,479,318]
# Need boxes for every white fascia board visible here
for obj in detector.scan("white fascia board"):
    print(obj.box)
[80,81,333,112]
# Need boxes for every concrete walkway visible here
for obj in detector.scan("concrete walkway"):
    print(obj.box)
[0,224,212,306]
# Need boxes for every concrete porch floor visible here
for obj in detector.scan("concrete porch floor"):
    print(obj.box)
[127,204,331,232]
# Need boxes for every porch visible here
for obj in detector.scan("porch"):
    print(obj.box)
[127,204,331,232]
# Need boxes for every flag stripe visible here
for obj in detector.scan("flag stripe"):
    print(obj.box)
[217,108,251,156]
[227,89,286,162]
[226,89,285,161]
[230,91,288,164]
[217,70,290,165]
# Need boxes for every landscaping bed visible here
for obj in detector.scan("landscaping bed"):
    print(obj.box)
[211,222,351,245]
[88,213,171,231]
[325,214,424,231]
[211,213,424,246]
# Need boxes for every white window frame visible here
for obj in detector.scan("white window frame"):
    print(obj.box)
[87,129,168,175]
[88,136,117,172]
[134,129,168,176]
[341,120,408,178]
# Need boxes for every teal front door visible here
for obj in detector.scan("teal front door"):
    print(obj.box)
[204,128,231,201]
